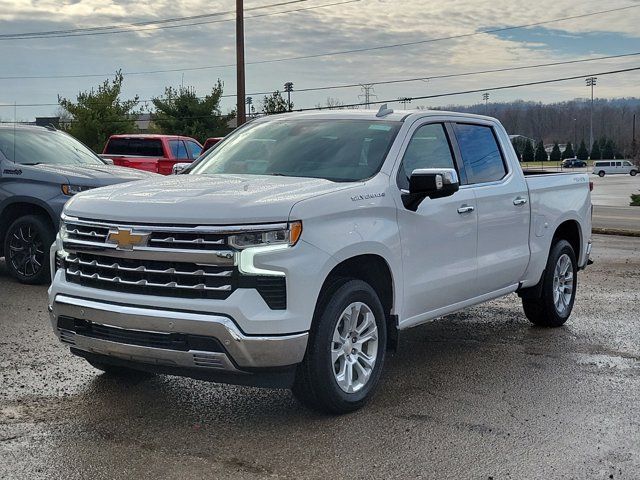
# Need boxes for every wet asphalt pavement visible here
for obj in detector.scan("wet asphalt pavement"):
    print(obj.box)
[1,234,639,479]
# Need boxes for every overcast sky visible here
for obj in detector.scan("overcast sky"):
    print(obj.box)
[0,0,639,120]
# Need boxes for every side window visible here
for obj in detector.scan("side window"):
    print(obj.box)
[186,141,203,159]
[169,140,188,159]
[398,123,455,190]
[454,124,506,184]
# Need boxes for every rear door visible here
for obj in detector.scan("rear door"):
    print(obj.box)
[452,122,530,295]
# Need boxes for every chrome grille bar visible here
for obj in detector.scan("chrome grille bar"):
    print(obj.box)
[66,255,232,277]
[66,269,232,292]
[149,236,225,246]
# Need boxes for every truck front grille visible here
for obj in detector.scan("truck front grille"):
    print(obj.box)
[65,252,234,300]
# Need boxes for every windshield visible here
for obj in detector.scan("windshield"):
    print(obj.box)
[190,119,402,182]
[0,129,104,166]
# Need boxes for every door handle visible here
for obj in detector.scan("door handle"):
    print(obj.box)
[513,196,528,206]
[457,204,475,214]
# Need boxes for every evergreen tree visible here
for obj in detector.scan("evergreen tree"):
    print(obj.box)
[262,91,290,114]
[561,142,575,159]
[522,140,535,162]
[576,140,589,160]
[549,142,562,161]
[602,139,615,159]
[534,140,548,161]
[590,141,602,160]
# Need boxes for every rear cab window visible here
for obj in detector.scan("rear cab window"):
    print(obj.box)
[453,123,507,184]
[104,138,164,157]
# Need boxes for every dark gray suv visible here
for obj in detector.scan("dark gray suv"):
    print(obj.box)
[0,125,157,284]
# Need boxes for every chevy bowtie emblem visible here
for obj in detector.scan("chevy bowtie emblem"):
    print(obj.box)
[106,228,151,250]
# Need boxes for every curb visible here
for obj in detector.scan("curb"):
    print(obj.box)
[593,227,640,238]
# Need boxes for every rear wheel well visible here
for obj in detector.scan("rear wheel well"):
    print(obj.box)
[315,255,396,350]
[0,202,54,246]
[553,220,581,258]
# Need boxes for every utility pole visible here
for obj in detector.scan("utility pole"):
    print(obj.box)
[632,113,637,161]
[482,92,490,113]
[284,82,294,112]
[586,77,597,149]
[236,0,246,126]
[573,118,577,148]
[359,84,376,109]
[246,96,253,118]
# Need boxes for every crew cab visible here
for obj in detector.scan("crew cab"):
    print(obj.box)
[48,109,592,413]
[101,134,203,175]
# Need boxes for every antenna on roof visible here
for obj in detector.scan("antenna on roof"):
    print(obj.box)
[376,104,393,118]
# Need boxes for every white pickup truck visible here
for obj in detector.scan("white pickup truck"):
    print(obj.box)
[48,108,592,413]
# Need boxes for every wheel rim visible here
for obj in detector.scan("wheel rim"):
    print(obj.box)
[552,254,574,315]
[8,224,45,278]
[331,302,379,394]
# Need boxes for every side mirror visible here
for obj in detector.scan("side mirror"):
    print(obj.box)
[172,162,191,175]
[402,168,460,211]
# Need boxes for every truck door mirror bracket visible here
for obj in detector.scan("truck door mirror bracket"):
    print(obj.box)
[401,168,460,211]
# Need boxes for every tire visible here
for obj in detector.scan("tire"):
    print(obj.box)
[522,239,577,327]
[293,279,387,414]
[598,171,605,177]
[87,360,155,379]
[631,170,637,176]
[3,214,54,285]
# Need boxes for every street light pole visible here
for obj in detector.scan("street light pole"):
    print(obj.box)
[236,0,246,126]
[284,82,294,112]
[586,77,597,149]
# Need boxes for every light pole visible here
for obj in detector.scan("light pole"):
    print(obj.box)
[586,77,597,149]
[246,96,253,118]
[284,82,294,112]
[482,92,490,113]
[236,0,246,126]
[398,97,412,108]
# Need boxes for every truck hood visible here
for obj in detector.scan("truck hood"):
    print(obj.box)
[64,174,357,224]
[33,163,157,186]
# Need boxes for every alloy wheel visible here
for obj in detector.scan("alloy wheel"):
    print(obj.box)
[8,224,45,278]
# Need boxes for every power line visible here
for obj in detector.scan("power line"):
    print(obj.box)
[1,3,636,79]
[297,66,640,111]
[3,51,640,107]
[0,0,313,39]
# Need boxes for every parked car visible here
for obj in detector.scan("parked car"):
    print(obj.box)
[202,137,224,154]
[48,109,592,413]
[561,158,587,168]
[592,160,638,177]
[100,134,203,175]
[0,125,157,284]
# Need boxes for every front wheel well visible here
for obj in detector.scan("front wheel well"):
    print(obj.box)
[315,254,396,350]
[0,202,55,245]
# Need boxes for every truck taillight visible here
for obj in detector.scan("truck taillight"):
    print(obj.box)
[589,181,594,191]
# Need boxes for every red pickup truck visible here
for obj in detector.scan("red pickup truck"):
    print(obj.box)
[100,134,203,175]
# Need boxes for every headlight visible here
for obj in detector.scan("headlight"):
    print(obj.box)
[61,184,93,196]
[228,221,302,249]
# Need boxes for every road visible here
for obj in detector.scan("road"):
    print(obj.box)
[1,234,639,479]
[594,206,640,232]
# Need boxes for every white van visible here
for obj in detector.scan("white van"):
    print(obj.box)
[592,160,638,177]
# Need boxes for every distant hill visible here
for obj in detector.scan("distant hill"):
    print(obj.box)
[432,98,640,154]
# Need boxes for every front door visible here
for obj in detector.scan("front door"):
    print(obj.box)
[395,121,478,327]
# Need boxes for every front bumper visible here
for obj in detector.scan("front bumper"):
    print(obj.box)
[49,295,309,380]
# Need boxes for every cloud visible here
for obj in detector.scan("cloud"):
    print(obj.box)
[0,0,638,119]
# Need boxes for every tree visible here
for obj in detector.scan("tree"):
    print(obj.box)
[522,140,535,162]
[561,142,575,159]
[316,97,344,110]
[590,141,601,160]
[549,142,562,161]
[534,140,548,161]
[262,91,290,114]
[58,71,139,152]
[602,139,615,159]
[576,140,589,160]
[151,80,229,141]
